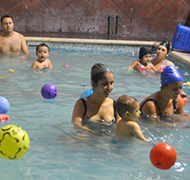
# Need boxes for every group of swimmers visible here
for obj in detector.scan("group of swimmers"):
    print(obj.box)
[1,15,189,142]
[72,41,190,142]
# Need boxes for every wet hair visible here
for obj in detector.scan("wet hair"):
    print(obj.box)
[139,47,151,61]
[116,95,138,119]
[158,41,170,53]
[1,15,13,24]
[91,63,112,85]
[36,43,50,52]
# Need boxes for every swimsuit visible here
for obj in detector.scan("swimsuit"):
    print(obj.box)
[80,98,117,124]
[140,98,176,117]
[138,63,149,71]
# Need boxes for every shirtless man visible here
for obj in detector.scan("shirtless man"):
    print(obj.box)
[0,15,29,55]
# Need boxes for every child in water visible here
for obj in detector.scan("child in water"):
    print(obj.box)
[128,47,156,73]
[31,43,53,70]
[116,95,147,142]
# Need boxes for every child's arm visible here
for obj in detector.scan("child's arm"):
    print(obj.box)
[131,122,148,141]
[31,61,37,69]
[48,59,53,68]
[128,61,139,70]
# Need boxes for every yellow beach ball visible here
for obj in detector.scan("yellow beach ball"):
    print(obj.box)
[0,125,30,160]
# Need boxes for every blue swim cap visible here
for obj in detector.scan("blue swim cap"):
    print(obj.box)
[161,65,183,86]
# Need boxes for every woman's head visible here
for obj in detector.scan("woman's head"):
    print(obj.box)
[161,65,182,86]
[157,41,170,58]
[161,65,183,99]
[91,63,114,97]
[139,47,152,66]
[91,63,113,85]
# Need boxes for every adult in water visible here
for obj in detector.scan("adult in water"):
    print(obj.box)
[151,41,175,71]
[0,15,29,56]
[140,65,190,122]
[72,63,120,134]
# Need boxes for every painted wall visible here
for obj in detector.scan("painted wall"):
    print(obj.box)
[0,0,189,41]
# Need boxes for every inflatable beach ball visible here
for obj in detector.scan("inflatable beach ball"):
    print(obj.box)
[0,125,30,160]
[41,83,58,99]
[150,143,177,169]
[0,96,10,114]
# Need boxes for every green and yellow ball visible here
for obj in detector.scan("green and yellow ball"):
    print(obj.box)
[0,125,30,160]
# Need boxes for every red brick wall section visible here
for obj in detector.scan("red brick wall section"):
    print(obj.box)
[0,0,189,41]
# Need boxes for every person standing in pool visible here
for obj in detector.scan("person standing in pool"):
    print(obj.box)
[151,41,175,72]
[140,65,190,122]
[0,15,29,56]
[31,43,53,70]
[72,63,121,134]
[128,47,156,73]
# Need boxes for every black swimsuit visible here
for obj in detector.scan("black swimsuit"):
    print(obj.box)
[80,98,117,124]
[140,98,176,117]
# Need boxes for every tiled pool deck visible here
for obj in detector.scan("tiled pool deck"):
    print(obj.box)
[25,37,190,65]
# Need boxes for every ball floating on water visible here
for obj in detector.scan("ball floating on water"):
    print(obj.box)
[80,89,93,98]
[8,69,14,73]
[0,96,10,114]
[0,125,30,160]
[63,65,69,68]
[150,143,177,170]
[179,90,187,107]
[41,83,58,99]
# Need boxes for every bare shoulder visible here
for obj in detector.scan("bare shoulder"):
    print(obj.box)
[140,93,158,114]
[166,59,174,66]
[13,31,25,40]
[127,121,139,128]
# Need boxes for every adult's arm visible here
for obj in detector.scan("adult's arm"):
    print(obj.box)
[140,100,160,122]
[72,99,96,134]
[21,36,30,56]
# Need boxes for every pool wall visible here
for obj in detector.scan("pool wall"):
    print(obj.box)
[0,0,189,41]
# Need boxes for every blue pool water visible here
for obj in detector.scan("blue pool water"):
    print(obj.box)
[0,43,190,179]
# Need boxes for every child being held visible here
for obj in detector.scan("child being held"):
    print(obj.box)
[116,95,147,142]
[31,43,53,70]
[128,47,156,73]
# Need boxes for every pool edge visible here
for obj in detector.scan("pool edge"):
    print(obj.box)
[25,37,156,46]
[25,37,190,65]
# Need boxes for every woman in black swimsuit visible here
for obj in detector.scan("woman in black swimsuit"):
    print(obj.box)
[140,65,190,122]
[72,63,120,134]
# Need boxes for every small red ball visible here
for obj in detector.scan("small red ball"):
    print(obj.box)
[150,143,177,170]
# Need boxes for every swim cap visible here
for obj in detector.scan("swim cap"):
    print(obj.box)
[139,47,151,60]
[161,65,183,86]
[158,41,170,53]
[91,63,112,77]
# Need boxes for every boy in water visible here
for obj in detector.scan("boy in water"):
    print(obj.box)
[31,43,53,70]
[128,47,156,72]
[116,95,148,142]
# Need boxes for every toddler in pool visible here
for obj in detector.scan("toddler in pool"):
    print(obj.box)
[116,95,147,142]
[31,43,53,70]
[128,47,156,73]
